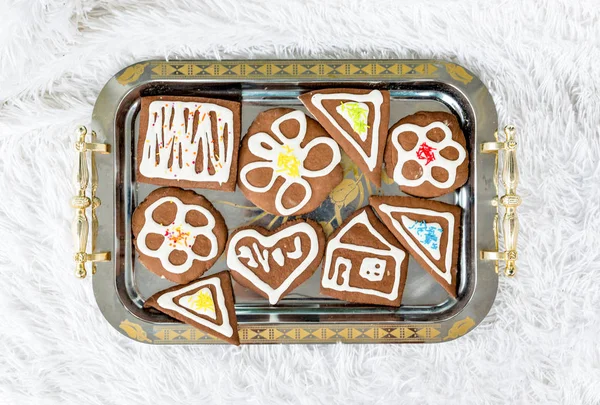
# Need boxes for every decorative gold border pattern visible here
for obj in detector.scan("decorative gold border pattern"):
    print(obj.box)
[150,323,442,344]
[150,61,439,80]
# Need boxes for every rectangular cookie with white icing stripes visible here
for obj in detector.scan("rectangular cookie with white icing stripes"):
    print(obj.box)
[137,95,241,191]
[299,88,390,187]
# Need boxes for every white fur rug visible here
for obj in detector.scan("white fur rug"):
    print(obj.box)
[1,1,599,404]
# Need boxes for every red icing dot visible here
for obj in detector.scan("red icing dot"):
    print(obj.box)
[416,142,437,165]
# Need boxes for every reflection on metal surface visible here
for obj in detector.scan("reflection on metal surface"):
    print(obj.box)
[480,125,521,277]
[72,126,111,278]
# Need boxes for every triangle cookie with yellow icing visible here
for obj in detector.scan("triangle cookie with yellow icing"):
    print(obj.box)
[144,271,239,345]
[299,88,390,187]
[370,196,461,298]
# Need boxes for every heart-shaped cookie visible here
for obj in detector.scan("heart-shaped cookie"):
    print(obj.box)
[226,219,325,304]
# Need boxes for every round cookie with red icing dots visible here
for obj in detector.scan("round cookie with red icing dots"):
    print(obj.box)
[384,111,469,198]
[132,187,228,284]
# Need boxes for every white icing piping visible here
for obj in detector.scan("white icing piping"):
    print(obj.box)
[137,196,218,274]
[321,210,406,301]
[239,110,341,216]
[390,121,466,188]
[377,204,454,284]
[156,277,233,338]
[139,100,234,184]
[226,222,319,305]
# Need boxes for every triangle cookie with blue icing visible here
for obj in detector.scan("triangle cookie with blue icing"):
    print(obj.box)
[144,271,239,345]
[320,206,409,306]
[299,88,390,187]
[370,196,461,298]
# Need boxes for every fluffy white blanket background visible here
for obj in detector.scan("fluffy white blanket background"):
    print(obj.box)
[1,0,599,404]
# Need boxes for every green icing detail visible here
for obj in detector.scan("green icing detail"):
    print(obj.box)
[339,102,369,134]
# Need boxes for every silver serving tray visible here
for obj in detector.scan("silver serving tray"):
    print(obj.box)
[90,59,500,344]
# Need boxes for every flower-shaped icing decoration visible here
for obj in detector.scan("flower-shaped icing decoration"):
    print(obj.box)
[137,196,218,273]
[391,121,466,189]
[239,110,342,216]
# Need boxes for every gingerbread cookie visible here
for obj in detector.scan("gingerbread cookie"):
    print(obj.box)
[144,271,239,345]
[299,88,390,187]
[237,108,343,216]
[137,96,241,191]
[226,219,325,305]
[370,195,461,297]
[384,111,468,198]
[320,207,409,307]
[132,187,228,284]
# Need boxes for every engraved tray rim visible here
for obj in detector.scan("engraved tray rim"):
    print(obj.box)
[91,59,498,345]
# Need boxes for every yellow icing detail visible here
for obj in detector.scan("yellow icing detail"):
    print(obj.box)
[165,225,191,248]
[186,289,215,314]
[276,145,301,178]
[339,102,369,134]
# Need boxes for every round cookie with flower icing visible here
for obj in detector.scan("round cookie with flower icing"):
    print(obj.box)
[238,108,343,216]
[384,111,469,198]
[132,187,228,284]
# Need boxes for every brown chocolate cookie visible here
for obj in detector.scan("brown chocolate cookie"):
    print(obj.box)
[299,88,390,187]
[144,271,239,345]
[226,219,325,305]
[137,95,241,191]
[237,108,343,216]
[370,195,461,298]
[384,111,469,198]
[132,187,228,284]
[320,207,409,307]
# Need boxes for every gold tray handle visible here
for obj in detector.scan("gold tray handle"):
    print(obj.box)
[72,126,112,278]
[480,125,521,277]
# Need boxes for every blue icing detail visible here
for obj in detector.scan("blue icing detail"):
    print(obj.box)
[407,220,442,251]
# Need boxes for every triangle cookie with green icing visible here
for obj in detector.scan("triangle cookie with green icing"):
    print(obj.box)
[144,271,240,345]
[299,88,390,187]
[370,196,461,298]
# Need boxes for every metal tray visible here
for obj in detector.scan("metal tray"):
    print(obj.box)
[78,59,515,344]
